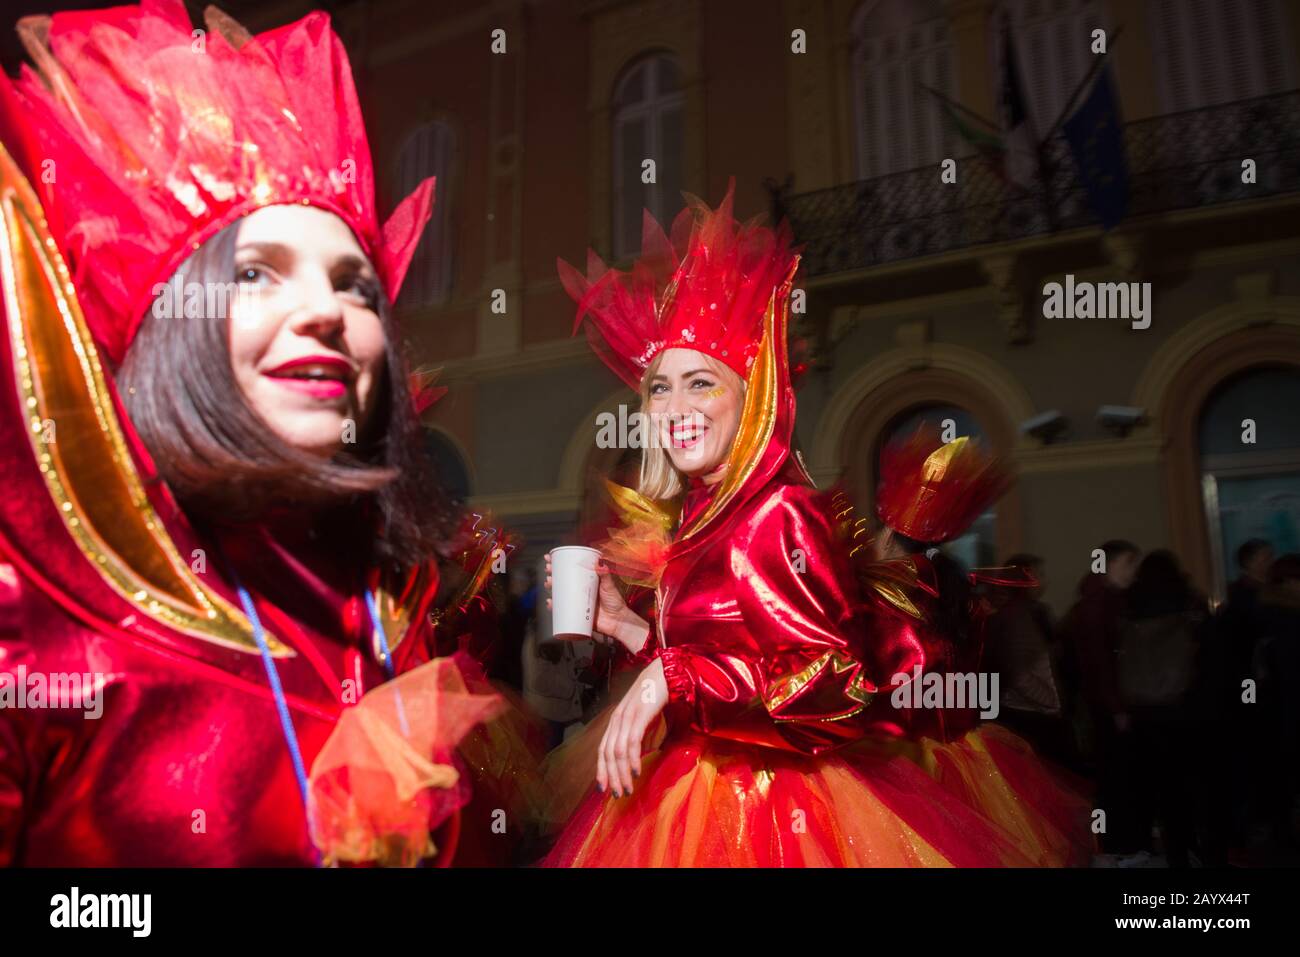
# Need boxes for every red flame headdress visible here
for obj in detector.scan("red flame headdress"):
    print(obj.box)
[875,427,1011,545]
[0,0,434,364]
[557,180,799,389]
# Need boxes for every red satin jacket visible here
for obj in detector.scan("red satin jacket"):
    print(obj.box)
[617,468,991,755]
[620,465,876,754]
[0,104,520,867]
[0,516,474,867]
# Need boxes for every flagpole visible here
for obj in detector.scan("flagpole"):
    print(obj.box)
[998,10,1056,231]
[1040,23,1126,146]
[1030,23,1125,233]
[918,82,1001,134]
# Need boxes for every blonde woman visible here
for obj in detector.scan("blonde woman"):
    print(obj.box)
[539,185,1035,866]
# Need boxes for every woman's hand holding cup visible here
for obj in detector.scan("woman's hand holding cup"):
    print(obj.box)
[546,548,649,656]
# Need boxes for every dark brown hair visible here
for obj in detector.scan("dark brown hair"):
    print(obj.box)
[116,220,452,573]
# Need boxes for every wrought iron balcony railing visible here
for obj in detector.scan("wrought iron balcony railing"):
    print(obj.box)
[779,89,1300,278]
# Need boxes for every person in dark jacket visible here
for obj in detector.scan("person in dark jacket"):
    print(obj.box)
[1059,540,1140,853]
[1222,539,1275,679]
[1118,550,1214,867]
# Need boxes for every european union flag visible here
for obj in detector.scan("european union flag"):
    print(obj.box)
[1064,65,1129,230]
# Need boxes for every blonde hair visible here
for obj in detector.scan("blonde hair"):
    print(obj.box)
[636,350,747,501]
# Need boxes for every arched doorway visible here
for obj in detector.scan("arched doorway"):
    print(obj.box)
[834,364,1024,561]
[1198,366,1300,599]
[1152,321,1300,593]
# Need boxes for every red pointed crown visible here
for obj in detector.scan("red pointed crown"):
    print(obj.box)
[875,427,1011,545]
[0,0,434,364]
[557,180,799,389]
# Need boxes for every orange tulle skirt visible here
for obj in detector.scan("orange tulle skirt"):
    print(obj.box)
[898,723,1096,867]
[541,732,1038,867]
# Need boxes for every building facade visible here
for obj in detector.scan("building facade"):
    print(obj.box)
[223,0,1300,612]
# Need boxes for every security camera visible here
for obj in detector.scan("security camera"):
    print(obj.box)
[1020,410,1068,444]
[1097,405,1147,436]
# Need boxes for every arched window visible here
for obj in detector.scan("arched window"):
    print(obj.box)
[877,404,998,569]
[1199,367,1300,598]
[1149,0,1297,113]
[997,0,1107,137]
[612,54,685,261]
[852,0,955,179]
[394,120,455,309]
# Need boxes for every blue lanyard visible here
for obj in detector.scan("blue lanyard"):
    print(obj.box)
[228,566,397,860]
[232,578,314,810]
[365,588,410,737]
[365,587,396,681]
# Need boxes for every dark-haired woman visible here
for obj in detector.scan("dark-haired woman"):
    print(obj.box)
[0,0,530,866]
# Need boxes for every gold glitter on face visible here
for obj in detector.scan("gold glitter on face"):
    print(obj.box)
[646,348,745,478]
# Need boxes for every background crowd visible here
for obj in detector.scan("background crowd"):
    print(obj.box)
[474,535,1300,868]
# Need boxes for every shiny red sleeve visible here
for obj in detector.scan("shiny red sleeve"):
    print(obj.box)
[657,486,877,754]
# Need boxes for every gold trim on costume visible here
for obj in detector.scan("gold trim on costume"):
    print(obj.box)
[597,478,676,588]
[857,557,928,621]
[679,257,802,543]
[0,141,287,656]
[827,490,927,622]
[374,561,434,656]
[764,648,875,720]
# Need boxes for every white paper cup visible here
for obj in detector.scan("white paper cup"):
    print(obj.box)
[550,546,601,639]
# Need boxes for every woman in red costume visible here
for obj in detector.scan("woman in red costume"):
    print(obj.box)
[540,184,1042,867]
[859,428,1096,866]
[0,0,535,866]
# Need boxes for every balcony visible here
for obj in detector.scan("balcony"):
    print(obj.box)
[778,90,1300,279]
